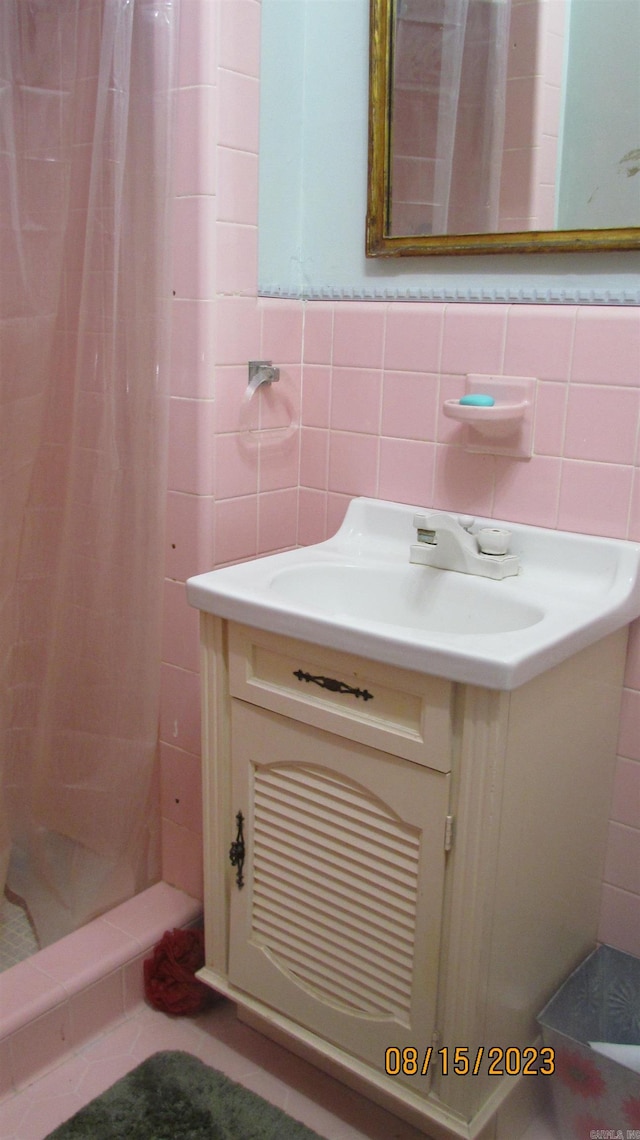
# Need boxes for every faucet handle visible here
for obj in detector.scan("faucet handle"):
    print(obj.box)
[413,512,475,540]
[477,527,511,556]
[413,511,451,528]
[412,514,437,544]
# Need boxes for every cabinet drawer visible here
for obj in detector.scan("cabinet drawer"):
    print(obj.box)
[227,623,452,771]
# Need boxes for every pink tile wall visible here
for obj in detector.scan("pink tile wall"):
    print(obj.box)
[163,0,302,898]
[163,0,640,955]
[295,301,640,955]
[0,884,200,1097]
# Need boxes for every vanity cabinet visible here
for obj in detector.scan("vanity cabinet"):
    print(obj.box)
[228,701,449,1077]
[197,614,627,1140]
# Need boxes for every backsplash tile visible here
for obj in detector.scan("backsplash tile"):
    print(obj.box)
[431,445,496,516]
[213,494,258,565]
[381,371,439,442]
[257,487,298,554]
[327,431,379,498]
[332,305,386,370]
[330,368,383,435]
[556,460,634,538]
[504,305,574,380]
[492,454,562,529]
[215,297,261,366]
[302,304,334,364]
[260,300,304,363]
[378,437,436,505]
[441,304,507,375]
[214,433,258,499]
[571,307,640,385]
[301,365,332,428]
[532,381,568,456]
[258,431,300,494]
[383,303,444,372]
[563,385,640,464]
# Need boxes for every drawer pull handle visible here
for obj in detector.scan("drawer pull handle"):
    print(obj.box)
[293,669,374,701]
[229,811,246,889]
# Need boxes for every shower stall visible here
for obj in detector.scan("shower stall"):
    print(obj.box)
[0,0,179,954]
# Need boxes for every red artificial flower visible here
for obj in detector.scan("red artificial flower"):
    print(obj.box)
[555,1048,606,1099]
[143,928,214,1016]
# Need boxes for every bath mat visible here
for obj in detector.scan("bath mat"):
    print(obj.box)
[44,1049,326,1140]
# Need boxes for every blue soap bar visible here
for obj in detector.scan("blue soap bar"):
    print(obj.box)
[459,393,495,406]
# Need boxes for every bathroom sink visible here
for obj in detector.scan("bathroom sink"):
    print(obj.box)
[186,498,640,689]
[268,563,543,635]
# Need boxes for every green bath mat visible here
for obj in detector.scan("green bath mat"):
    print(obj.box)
[44,1049,326,1140]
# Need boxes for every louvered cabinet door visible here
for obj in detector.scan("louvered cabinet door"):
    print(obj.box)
[228,701,451,1077]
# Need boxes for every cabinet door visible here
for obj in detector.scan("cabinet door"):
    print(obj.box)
[228,702,450,1076]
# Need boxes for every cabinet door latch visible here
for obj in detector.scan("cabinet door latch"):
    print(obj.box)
[229,810,246,888]
[444,814,454,852]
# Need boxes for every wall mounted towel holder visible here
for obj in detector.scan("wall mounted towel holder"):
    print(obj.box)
[247,360,280,394]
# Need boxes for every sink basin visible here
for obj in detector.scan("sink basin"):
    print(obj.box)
[186,498,640,689]
[268,564,543,635]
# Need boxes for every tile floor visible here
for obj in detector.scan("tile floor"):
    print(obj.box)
[0,996,559,1140]
[0,895,39,974]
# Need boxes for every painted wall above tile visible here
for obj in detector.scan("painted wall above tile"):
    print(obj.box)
[258,0,640,305]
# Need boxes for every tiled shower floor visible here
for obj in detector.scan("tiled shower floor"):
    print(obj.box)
[0,998,559,1140]
[0,893,39,973]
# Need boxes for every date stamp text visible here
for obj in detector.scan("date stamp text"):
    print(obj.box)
[384,1045,555,1078]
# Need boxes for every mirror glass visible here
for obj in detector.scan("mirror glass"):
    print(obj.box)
[367,0,640,256]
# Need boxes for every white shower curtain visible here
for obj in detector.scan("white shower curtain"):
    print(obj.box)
[392,0,511,235]
[0,0,178,947]
[432,0,511,234]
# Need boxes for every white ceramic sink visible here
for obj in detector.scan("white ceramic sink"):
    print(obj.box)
[268,564,543,635]
[186,498,640,689]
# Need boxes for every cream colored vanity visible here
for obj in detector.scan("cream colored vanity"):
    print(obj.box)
[188,499,640,1140]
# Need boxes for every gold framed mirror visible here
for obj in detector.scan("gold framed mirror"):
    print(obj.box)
[367,0,640,257]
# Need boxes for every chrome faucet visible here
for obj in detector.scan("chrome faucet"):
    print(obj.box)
[410,512,519,580]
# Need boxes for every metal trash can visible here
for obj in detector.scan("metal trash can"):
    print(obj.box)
[538,945,640,1140]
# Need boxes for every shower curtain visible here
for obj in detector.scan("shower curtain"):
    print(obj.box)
[392,0,511,235]
[433,0,511,234]
[0,0,178,947]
